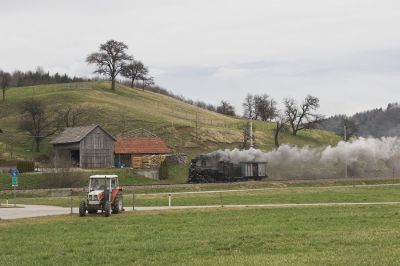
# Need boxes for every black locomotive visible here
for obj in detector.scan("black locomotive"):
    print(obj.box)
[188,155,268,183]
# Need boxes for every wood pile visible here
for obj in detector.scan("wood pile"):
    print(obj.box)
[133,155,167,169]
[132,157,143,169]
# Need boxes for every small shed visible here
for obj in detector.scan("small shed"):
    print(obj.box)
[51,125,116,168]
[114,138,171,168]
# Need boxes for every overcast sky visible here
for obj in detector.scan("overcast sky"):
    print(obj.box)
[1,0,400,116]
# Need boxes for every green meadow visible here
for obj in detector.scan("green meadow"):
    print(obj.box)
[1,206,400,265]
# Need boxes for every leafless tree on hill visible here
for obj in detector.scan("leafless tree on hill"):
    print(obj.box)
[86,40,132,92]
[243,93,255,119]
[284,95,322,136]
[274,112,289,148]
[141,76,154,91]
[121,60,149,88]
[19,98,57,152]
[216,101,236,116]
[254,94,278,121]
[55,105,89,130]
[342,116,358,141]
[0,70,11,101]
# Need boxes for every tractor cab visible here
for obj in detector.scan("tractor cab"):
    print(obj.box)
[89,175,118,192]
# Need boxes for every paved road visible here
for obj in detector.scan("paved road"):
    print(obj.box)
[2,201,400,220]
[0,205,78,220]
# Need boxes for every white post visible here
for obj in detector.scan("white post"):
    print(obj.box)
[344,125,348,179]
[168,193,172,208]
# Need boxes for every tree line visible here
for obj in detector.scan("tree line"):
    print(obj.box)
[0,67,88,101]
[241,93,322,148]
[318,103,400,139]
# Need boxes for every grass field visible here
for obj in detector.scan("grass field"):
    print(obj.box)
[1,206,400,265]
[4,182,400,209]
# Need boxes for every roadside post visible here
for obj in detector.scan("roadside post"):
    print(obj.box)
[132,192,135,211]
[168,193,172,208]
[9,167,19,207]
[70,189,73,214]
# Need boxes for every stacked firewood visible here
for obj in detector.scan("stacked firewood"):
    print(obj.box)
[141,155,167,169]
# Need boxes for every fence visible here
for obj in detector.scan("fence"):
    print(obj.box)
[130,182,400,210]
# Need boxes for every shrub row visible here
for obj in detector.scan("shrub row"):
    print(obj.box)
[17,161,35,173]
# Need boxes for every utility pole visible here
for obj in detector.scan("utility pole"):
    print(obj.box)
[195,111,198,140]
[249,117,253,148]
[344,125,348,180]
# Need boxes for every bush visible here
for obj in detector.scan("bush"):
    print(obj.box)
[159,160,169,180]
[41,168,86,188]
[17,161,35,173]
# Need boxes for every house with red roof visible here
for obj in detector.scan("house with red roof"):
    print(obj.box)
[114,137,171,168]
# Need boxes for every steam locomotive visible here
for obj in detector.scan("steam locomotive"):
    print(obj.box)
[188,155,268,183]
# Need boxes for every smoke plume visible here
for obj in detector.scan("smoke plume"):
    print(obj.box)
[205,137,400,179]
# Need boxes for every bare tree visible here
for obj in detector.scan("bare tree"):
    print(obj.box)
[242,94,255,118]
[141,76,154,91]
[216,101,236,116]
[273,112,288,148]
[19,98,57,152]
[284,95,322,136]
[0,70,11,101]
[55,105,89,130]
[342,116,357,141]
[121,60,148,88]
[254,94,278,121]
[86,40,132,91]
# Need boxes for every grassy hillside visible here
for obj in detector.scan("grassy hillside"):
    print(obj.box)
[0,81,340,162]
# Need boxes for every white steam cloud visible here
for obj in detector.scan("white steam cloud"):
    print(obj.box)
[205,137,400,179]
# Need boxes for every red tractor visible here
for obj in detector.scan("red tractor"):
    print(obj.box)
[79,175,123,217]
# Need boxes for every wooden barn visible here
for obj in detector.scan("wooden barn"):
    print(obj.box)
[114,138,171,168]
[51,125,116,168]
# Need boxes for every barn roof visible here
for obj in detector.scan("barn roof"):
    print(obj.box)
[114,138,171,154]
[51,125,115,144]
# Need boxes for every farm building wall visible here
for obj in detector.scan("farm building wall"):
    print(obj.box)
[80,127,115,168]
[53,142,80,167]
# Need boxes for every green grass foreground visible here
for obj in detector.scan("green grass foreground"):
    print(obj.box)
[1,206,400,265]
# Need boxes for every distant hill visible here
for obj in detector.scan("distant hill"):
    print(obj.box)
[319,103,400,138]
[0,81,340,160]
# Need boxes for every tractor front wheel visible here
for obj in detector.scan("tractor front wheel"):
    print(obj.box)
[104,201,111,217]
[112,193,123,214]
[79,201,86,217]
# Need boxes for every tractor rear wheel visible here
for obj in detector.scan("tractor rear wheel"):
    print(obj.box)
[79,201,86,217]
[112,192,123,214]
[104,201,111,217]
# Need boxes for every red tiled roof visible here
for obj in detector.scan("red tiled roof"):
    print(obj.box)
[114,138,171,154]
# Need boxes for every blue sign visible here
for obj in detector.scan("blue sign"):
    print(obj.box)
[9,168,19,187]
[9,168,19,177]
